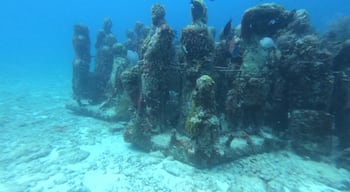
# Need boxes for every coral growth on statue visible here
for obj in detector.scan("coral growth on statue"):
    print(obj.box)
[68,2,350,169]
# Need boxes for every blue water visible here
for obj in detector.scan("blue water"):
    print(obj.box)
[1,1,350,191]
[0,0,349,76]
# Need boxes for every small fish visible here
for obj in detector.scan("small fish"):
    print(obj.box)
[220,18,232,41]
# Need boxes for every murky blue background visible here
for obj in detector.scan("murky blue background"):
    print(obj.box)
[0,0,349,77]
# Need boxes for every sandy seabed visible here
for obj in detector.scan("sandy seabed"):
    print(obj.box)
[0,71,349,192]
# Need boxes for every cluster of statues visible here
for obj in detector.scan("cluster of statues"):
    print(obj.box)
[69,1,350,168]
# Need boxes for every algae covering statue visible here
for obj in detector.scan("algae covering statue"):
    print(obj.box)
[179,0,219,139]
[123,3,176,150]
[186,75,220,167]
[181,0,215,71]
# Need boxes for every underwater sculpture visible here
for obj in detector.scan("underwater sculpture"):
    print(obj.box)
[185,75,220,167]
[181,0,214,66]
[179,0,221,131]
[226,4,337,160]
[323,17,350,166]
[68,3,350,169]
[72,24,91,102]
[123,3,176,150]
[122,2,283,167]
[68,18,132,121]
[332,40,350,148]
[125,21,150,57]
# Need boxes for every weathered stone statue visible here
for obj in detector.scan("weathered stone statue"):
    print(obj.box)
[93,18,117,102]
[72,24,91,102]
[123,3,175,150]
[186,75,220,167]
[68,3,350,170]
